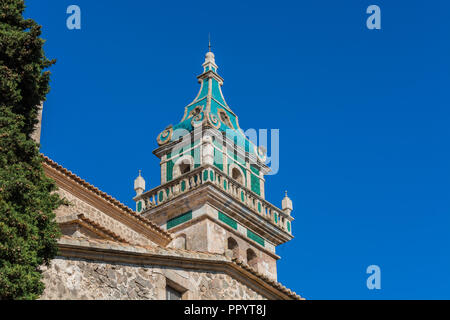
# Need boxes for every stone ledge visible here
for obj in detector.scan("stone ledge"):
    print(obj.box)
[56,237,303,300]
[43,155,173,245]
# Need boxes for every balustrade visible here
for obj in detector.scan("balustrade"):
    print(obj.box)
[135,165,292,233]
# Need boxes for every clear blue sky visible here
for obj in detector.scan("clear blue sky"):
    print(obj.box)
[26,0,449,299]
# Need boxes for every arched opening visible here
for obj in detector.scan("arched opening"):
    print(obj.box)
[227,237,239,258]
[231,167,243,184]
[246,248,258,269]
[179,162,191,175]
[173,156,194,179]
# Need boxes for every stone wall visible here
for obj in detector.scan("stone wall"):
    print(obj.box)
[40,257,266,300]
[170,216,278,281]
[205,219,278,281]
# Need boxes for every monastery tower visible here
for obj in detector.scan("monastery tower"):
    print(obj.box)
[133,49,294,281]
[38,48,301,300]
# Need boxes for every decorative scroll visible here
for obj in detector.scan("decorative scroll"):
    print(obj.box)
[218,109,233,129]
[191,111,205,127]
[157,126,173,145]
[188,105,204,119]
[208,112,221,129]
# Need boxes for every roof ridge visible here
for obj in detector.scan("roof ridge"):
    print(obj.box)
[77,214,130,244]
[58,236,224,259]
[56,236,303,300]
[42,154,172,241]
[231,257,304,300]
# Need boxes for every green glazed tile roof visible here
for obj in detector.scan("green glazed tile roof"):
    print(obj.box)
[156,51,260,156]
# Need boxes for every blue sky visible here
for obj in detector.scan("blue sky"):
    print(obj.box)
[26,0,449,299]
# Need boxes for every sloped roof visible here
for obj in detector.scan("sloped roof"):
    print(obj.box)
[57,235,304,300]
[155,51,266,160]
[57,213,130,243]
[42,155,172,244]
[42,155,303,299]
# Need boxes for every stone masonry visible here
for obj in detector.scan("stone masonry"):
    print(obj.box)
[41,257,265,300]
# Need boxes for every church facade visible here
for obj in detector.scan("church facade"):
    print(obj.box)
[39,50,302,300]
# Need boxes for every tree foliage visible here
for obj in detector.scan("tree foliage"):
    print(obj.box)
[0,0,63,299]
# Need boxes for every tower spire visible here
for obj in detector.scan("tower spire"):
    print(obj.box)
[208,33,211,52]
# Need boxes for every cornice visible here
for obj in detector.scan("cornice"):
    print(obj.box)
[141,179,293,246]
[58,213,130,244]
[56,237,304,300]
[167,214,281,260]
[42,155,172,246]
[196,69,224,84]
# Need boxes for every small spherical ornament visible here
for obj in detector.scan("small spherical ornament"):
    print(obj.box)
[254,145,267,162]
[205,51,215,62]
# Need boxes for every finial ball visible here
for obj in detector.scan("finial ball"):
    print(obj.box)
[205,51,215,60]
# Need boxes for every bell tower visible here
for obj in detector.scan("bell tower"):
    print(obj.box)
[133,49,294,280]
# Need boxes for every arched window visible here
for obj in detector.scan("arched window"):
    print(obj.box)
[231,167,243,184]
[173,156,194,178]
[179,162,191,175]
[246,248,258,269]
[227,237,239,258]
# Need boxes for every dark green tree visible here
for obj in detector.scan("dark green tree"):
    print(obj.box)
[0,0,63,299]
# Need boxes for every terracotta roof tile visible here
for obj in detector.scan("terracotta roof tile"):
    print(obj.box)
[56,235,303,300]
[42,155,172,241]
[77,214,130,244]
[43,155,302,300]
[231,257,304,300]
